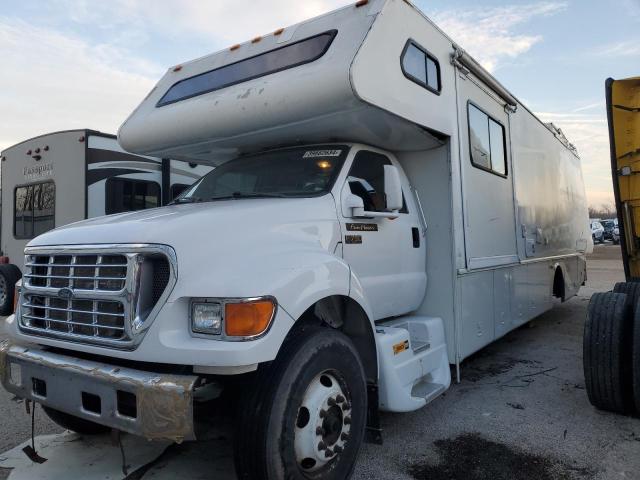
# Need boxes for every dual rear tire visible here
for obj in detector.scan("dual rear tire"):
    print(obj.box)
[584,283,640,414]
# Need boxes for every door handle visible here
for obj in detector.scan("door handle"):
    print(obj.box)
[412,227,420,248]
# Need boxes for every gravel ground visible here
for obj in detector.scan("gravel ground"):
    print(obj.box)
[1,244,638,479]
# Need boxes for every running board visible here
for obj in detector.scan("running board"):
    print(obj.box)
[375,316,451,412]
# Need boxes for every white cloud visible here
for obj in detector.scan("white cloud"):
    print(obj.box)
[429,2,567,72]
[52,0,353,46]
[0,18,161,152]
[593,40,640,58]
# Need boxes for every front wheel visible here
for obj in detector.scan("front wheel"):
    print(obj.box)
[234,326,367,479]
[0,264,21,315]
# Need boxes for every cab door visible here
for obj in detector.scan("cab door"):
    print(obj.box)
[337,149,426,320]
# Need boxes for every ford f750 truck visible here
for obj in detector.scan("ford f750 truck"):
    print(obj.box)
[1,1,590,478]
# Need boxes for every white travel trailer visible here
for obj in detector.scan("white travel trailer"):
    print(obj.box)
[1,1,590,478]
[0,130,211,314]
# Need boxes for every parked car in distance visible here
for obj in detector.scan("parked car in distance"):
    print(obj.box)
[601,219,616,241]
[591,220,605,244]
[612,225,620,244]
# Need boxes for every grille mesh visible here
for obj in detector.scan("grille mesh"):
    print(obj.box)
[151,257,170,304]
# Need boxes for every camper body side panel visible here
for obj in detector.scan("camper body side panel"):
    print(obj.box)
[1,130,87,270]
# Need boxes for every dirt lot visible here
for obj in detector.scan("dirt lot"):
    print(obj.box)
[1,244,639,479]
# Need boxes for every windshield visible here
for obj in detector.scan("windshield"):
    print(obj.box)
[177,146,349,203]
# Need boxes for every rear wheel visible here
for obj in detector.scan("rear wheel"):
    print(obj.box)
[633,300,640,414]
[43,407,110,435]
[0,264,21,315]
[584,292,634,414]
[234,326,367,479]
[613,281,640,308]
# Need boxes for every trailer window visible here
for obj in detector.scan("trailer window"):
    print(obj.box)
[14,181,55,239]
[401,41,441,94]
[347,151,408,213]
[157,30,338,107]
[105,178,160,214]
[468,103,507,177]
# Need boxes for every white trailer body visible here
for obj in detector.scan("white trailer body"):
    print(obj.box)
[0,130,211,312]
[0,1,590,477]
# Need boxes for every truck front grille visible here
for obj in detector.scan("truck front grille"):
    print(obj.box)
[26,254,128,291]
[19,245,176,349]
[22,295,126,339]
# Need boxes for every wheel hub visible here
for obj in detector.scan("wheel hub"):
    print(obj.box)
[294,372,351,472]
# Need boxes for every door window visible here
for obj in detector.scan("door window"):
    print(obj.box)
[468,103,508,177]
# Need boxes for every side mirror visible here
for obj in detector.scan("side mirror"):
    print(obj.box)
[384,165,403,212]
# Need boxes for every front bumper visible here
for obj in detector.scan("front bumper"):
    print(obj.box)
[0,341,200,442]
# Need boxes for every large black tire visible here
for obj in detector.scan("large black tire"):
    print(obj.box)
[43,406,110,435]
[234,326,367,480]
[633,300,640,414]
[584,292,634,414]
[613,282,640,310]
[0,264,21,315]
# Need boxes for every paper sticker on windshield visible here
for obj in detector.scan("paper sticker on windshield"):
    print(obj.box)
[303,150,342,158]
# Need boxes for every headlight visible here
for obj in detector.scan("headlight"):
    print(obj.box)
[190,297,276,340]
[191,302,223,335]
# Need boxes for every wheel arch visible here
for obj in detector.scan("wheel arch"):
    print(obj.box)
[552,262,566,301]
[287,294,377,384]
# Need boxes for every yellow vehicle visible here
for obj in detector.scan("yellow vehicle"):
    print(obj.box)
[584,76,640,415]
[608,76,640,279]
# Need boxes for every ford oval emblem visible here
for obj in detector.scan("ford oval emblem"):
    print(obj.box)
[58,287,74,300]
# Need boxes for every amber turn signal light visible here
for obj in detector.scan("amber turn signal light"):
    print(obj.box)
[225,299,275,337]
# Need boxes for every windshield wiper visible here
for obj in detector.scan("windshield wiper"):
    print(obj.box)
[210,192,288,201]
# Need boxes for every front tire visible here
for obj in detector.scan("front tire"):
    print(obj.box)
[234,326,367,480]
[0,264,21,315]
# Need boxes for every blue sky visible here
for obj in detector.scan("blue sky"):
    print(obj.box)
[1,0,638,206]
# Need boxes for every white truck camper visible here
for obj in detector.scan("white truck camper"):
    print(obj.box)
[0,130,211,315]
[0,1,590,478]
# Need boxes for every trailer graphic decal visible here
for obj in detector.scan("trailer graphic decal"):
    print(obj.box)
[23,163,53,180]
